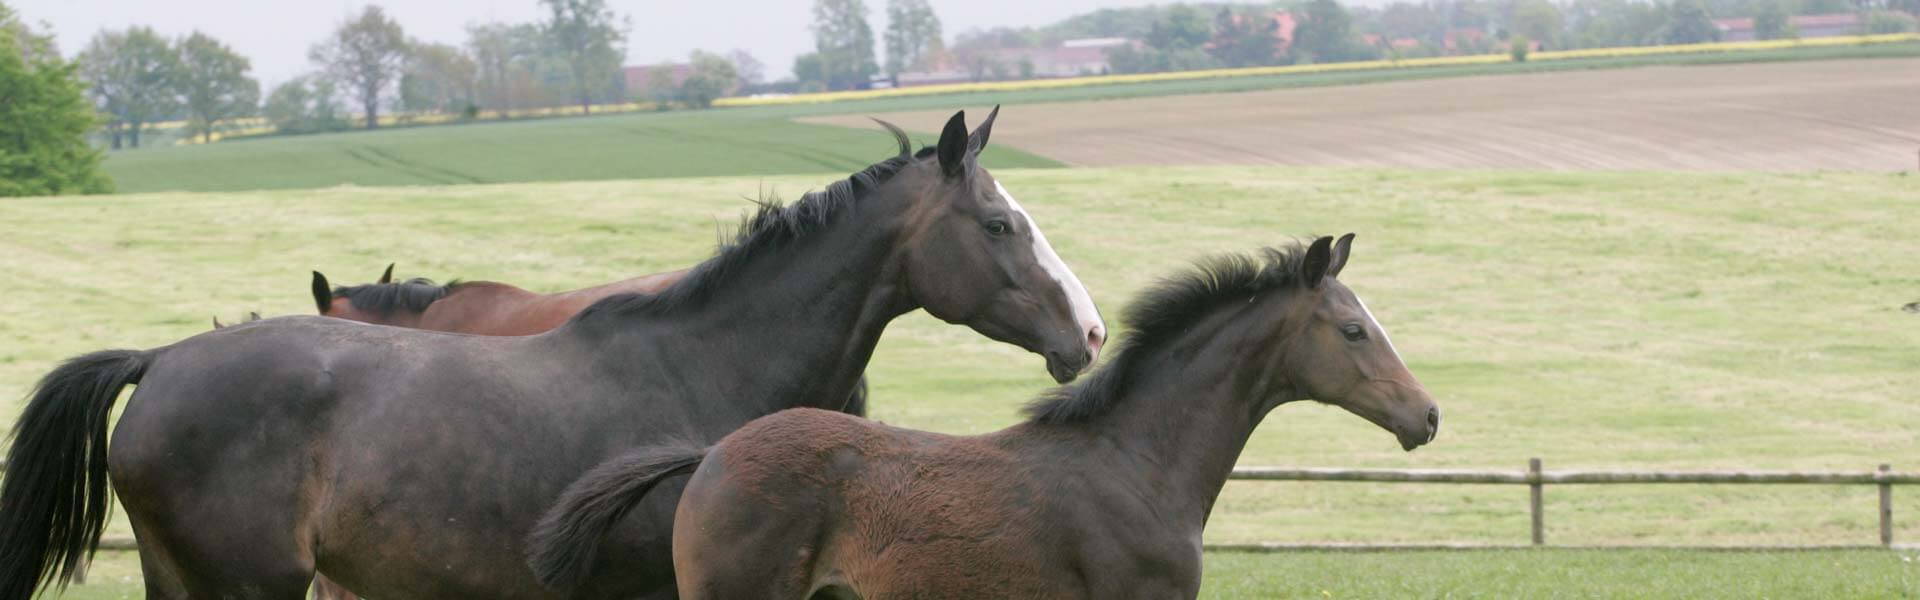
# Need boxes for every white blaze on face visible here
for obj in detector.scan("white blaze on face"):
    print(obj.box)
[994,180,1106,360]
[1354,293,1404,364]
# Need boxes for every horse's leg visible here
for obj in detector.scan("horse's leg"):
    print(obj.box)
[310,574,359,600]
[125,506,190,600]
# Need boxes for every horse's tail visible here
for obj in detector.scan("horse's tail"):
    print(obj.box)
[0,349,150,600]
[527,444,706,592]
[842,374,870,418]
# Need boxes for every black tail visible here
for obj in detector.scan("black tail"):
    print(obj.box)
[0,349,148,600]
[841,374,870,418]
[526,445,706,592]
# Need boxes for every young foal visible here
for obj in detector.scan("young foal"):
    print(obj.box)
[531,235,1440,599]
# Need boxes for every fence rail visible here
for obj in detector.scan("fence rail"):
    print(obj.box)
[1221,459,1910,550]
[57,459,1916,554]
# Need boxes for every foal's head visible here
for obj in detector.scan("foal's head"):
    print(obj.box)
[1026,235,1437,449]
[310,264,451,325]
[893,108,1105,382]
[1272,235,1439,450]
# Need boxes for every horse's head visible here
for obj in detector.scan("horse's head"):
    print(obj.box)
[891,108,1105,383]
[310,264,446,327]
[1277,234,1438,451]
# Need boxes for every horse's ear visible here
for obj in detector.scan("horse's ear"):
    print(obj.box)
[212,316,224,329]
[1303,236,1335,288]
[968,104,1000,155]
[378,263,394,284]
[312,271,332,314]
[248,311,262,322]
[1327,233,1356,279]
[937,110,969,178]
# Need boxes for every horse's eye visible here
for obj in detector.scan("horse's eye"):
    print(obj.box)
[1341,323,1368,341]
[984,219,1011,236]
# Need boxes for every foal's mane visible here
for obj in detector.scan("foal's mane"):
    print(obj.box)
[332,277,461,316]
[1025,242,1316,425]
[576,124,936,320]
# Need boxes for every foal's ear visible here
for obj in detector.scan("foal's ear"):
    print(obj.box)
[937,110,969,178]
[312,271,332,314]
[378,263,395,284]
[1327,233,1356,279]
[968,104,1001,155]
[1303,236,1335,288]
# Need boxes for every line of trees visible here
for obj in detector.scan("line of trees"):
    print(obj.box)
[792,0,943,92]
[61,0,771,145]
[77,26,257,148]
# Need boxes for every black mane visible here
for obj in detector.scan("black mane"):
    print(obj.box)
[577,125,934,320]
[333,277,457,316]
[1025,242,1316,424]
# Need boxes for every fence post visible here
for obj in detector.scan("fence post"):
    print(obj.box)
[1529,458,1545,546]
[1881,463,1893,547]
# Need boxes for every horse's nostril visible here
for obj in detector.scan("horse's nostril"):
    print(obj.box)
[1087,325,1106,354]
[1426,407,1440,429]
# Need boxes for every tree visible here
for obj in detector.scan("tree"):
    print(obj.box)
[678,50,737,108]
[263,76,348,134]
[726,49,766,92]
[77,27,179,149]
[1660,0,1722,44]
[645,64,677,106]
[0,3,111,195]
[175,32,258,144]
[1210,7,1282,68]
[1753,0,1796,39]
[540,0,626,114]
[401,42,477,115]
[792,51,828,91]
[310,6,408,129]
[1510,0,1565,48]
[1866,10,1918,33]
[883,0,942,80]
[468,22,551,116]
[811,0,879,90]
[1146,4,1213,50]
[1293,0,1369,63]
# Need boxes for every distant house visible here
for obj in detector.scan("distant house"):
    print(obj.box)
[624,64,692,99]
[1228,10,1305,55]
[1713,12,1865,41]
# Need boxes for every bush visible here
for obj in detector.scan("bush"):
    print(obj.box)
[1866,10,1918,34]
[1511,35,1531,62]
[0,4,112,196]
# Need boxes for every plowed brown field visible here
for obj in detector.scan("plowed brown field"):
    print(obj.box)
[805,58,1920,171]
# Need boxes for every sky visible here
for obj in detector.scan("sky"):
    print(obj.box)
[11,0,1261,89]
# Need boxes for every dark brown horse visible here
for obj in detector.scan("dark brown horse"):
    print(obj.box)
[531,235,1438,599]
[311,266,702,600]
[0,109,1106,600]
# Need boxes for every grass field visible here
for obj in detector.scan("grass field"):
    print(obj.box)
[97,41,1920,194]
[4,165,1917,597]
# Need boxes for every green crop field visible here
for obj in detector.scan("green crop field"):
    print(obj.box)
[4,165,1917,597]
[99,41,1920,195]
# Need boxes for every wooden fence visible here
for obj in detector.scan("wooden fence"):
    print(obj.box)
[1207,459,1916,552]
[42,459,1920,553]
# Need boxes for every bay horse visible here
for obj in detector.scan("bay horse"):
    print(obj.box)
[530,235,1439,599]
[0,108,1107,600]
[310,264,690,336]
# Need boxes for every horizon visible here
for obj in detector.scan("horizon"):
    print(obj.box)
[10,0,1313,90]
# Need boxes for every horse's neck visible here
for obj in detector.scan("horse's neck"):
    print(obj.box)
[1075,307,1294,529]
[585,210,909,419]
